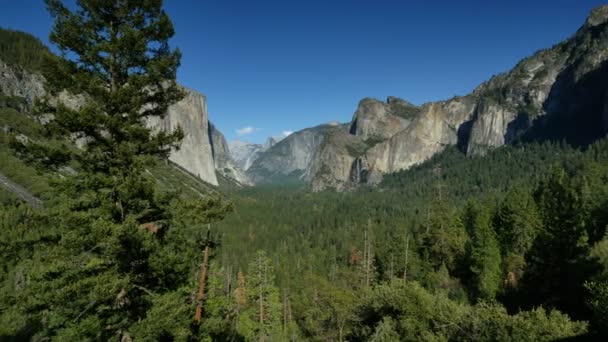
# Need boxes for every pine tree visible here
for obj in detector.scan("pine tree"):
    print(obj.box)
[495,186,541,290]
[420,197,468,272]
[496,186,541,256]
[524,167,596,317]
[0,1,232,340]
[19,0,185,223]
[237,251,283,341]
[464,200,502,301]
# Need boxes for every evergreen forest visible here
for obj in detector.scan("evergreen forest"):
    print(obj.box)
[1,1,608,341]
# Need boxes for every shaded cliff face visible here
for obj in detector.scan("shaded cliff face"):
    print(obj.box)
[209,123,252,185]
[307,127,368,191]
[307,5,608,191]
[246,124,333,183]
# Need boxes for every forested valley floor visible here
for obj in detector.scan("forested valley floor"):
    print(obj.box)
[2,9,608,341]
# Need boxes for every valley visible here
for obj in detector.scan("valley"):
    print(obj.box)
[1,2,608,341]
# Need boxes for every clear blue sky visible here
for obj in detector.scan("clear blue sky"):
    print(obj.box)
[0,1,605,143]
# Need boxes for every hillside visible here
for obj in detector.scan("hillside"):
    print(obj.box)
[0,28,249,190]
[0,104,221,207]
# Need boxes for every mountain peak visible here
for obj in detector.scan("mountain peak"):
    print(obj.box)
[586,5,608,27]
[264,137,278,149]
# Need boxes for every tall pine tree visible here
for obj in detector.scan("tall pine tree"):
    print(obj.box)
[22,0,184,223]
[0,1,233,340]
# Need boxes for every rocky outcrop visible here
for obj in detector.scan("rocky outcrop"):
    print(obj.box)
[363,97,477,181]
[303,97,417,190]
[247,124,333,183]
[348,97,416,141]
[305,5,608,191]
[307,127,368,191]
[209,123,251,185]
[0,60,45,106]
[587,4,608,27]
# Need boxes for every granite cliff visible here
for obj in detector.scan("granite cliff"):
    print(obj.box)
[146,89,220,185]
[209,123,252,185]
[302,5,608,190]
[0,35,244,186]
[246,124,336,183]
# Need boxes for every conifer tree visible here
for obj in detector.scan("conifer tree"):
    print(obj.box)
[525,168,596,317]
[23,0,185,223]
[0,1,232,340]
[420,197,468,272]
[237,251,283,341]
[464,200,502,301]
[495,186,541,290]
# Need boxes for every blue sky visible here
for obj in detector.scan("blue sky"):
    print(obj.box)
[1,1,605,143]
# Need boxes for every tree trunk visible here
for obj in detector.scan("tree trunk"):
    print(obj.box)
[404,233,410,281]
[283,290,288,334]
[364,229,369,287]
[194,244,210,324]
[258,254,264,325]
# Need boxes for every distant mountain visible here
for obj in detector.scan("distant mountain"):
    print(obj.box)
[209,123,252,185]
[246,123,340,184]
[245,5,608,191]
[229,137,277,171]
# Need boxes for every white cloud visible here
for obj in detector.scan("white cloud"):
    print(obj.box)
[281,130,293,137]
[236,126,255,137]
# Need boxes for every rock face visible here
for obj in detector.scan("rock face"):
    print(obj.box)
[148,89,252,187]
[0,60,45,106]
[229,137,277,171]
[349,97,417,141]
[306,126,368,191]
[0,52,243,187]
[246,124,332,183]
[209,123,252,185]
[303,5,608,191]
[147,89,219,185]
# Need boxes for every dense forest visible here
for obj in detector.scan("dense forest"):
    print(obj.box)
[1,1,608,341]
[0,28,50,73]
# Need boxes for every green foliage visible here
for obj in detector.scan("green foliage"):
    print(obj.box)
[420,197,468,272]
[0,1,234,340]
[457,303,587,341]
[464,201,502,301]
[0,28,51,73]
[354,281,466,341]
[13,0,186,223]
[353,281,587,341]
[585,280,608,335]
[381,142,581,200]
[524,167,600,317]
[4,17,608,337]
[237,251,284,341]
[294,274,357,341]
[495,186,541,257]
[0,94,27,111]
